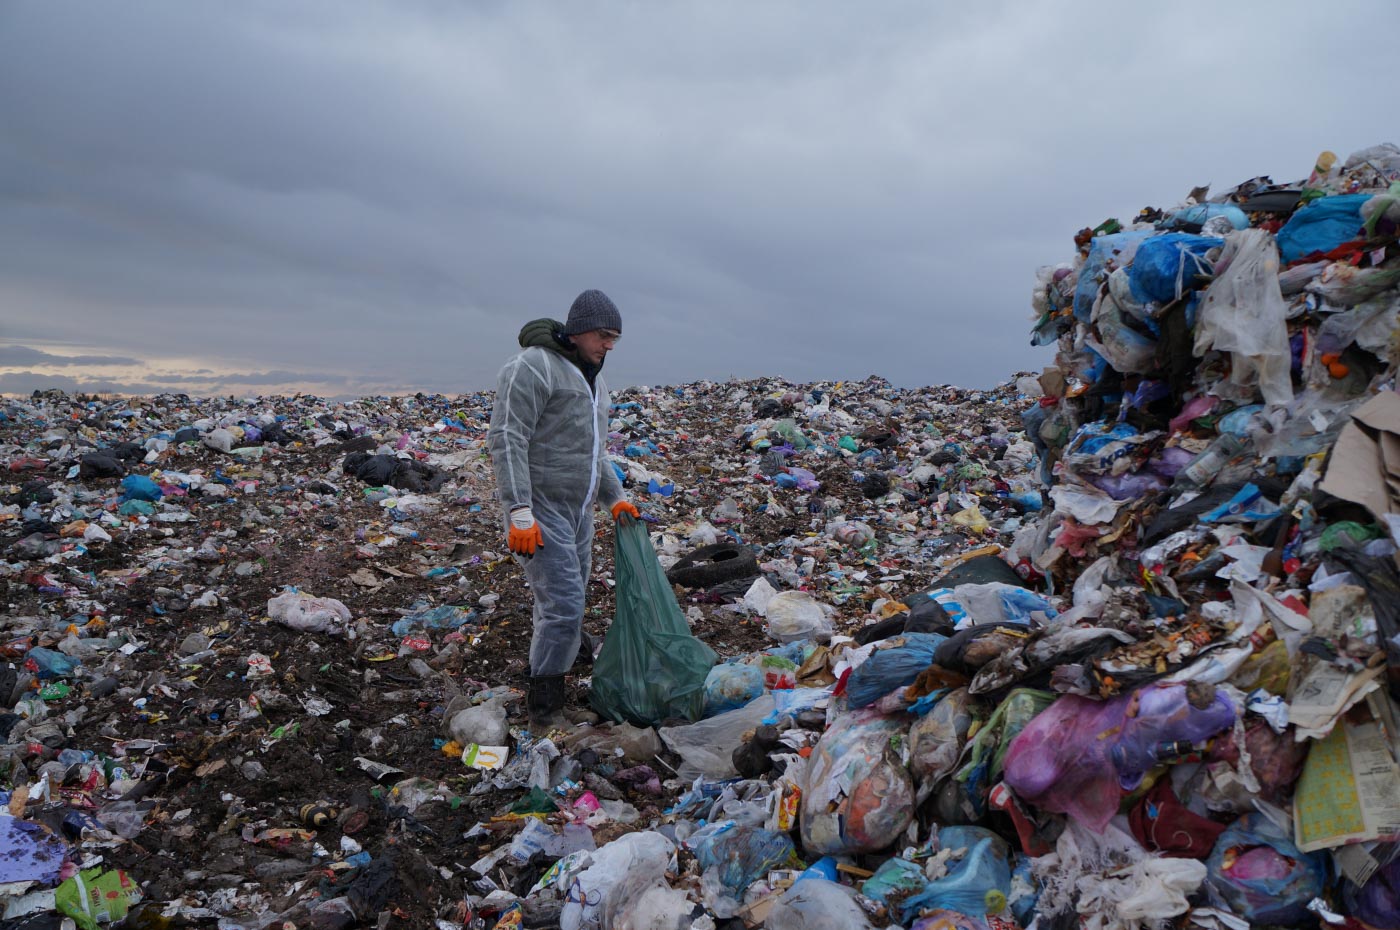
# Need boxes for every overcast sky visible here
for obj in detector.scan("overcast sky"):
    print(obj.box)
[1,1,1394,399]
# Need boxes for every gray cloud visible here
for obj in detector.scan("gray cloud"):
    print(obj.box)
[0,1,1394,397]
[0,345,141,367]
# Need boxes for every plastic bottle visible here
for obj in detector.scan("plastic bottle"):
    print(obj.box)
[1307,150,1337,188]
[1175,434,1246,490]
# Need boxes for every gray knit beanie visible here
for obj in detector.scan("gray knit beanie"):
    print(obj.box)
[562,289,622,336]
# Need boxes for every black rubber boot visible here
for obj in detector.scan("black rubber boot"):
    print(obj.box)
[527,675,566,731]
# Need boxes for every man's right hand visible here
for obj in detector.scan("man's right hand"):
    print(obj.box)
[507,507,543,556]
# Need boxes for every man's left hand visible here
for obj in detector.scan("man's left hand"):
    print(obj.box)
[611,500,640,521]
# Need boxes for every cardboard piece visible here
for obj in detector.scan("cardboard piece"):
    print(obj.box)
[1318,391,1400,522]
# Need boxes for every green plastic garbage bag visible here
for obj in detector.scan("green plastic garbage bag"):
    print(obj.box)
[56,868,142,930]
[591,517,718,725]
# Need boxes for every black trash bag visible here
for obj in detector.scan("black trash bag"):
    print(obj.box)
[347,853,400,918]
[930,553,1030,590]
[109,441,145,462]
[8,481,54,506]
[0,663,17,710]
[1328,548,1400,697]
[754,398,785,418]
[341,452,447,493]
[853,597,954,646]
[78,451,127,480]
[861,471,891,500]
[935,624,1034,675]
[259,422,295,445]
[1143,476,1290,544]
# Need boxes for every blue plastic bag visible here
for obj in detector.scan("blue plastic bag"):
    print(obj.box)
[1166,203,1249,231]
[691,824,796,896]
[25,647,79,679]
[998,588,1057,624]
[845,632,946,708]
[1276,193,1371,263]
[1128,233,1224,304]
[1074,231,1155,321]
[120,475,163,502]
[702,662,765,717]
[390,605,477,636]
[900,826,1012,921]
[1206,812,1326,925]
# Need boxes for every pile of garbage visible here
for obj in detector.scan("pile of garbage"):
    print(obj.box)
[0,140,1398,930]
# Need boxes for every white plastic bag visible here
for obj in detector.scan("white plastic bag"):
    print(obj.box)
[764,879,876,930]
[1195,229,1293,406]
[266,591,351,634]
[203,428,235,453]
[765,591,833,643]
[659,694,776,780]
[604,878,691,930]
[741,577,777,615]
[560,831,675,930]
[446,696,509,746]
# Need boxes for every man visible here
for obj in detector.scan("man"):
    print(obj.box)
[487,289,640,728]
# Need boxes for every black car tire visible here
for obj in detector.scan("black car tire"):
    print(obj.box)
[666,543,759,588]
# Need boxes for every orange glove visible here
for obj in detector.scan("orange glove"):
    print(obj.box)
[508,508,543,555]
[611,500,640,521]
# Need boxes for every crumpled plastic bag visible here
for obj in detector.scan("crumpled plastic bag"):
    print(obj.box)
[591,518,718,725]
[845,632,947,708]
[56,868,143,930]
[1341,855,1400,929]
[560,831,675,930]
[602,870,692,930]
[1194,228,1293,406]
[659,694,776,780]
[765,591,833,643]
[764,878,876,930]
[1275,192,1371,262]
[908,687,977,799]
[690,822,796,916]
[909,911,991,930]
[1204,811,1326,926]
[701,662,765,717]
[445,695,509,747]
[1033,819,1204,930]
[1003,681,1238,832]
[957,688,1054,815]
[202,427,236,453]
[901,826,1012,920]
[1074,230,1155,321]
[800,710,913,855]
[1128,233,1222,304]
[267,590,352,635]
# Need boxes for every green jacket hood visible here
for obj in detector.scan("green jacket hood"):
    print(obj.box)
[516,318,603,383]
[518,318,568,352]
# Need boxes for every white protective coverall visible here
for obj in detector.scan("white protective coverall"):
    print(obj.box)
[487,341,624,676]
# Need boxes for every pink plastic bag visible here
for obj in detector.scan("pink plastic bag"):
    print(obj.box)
[1004,682,1237,831]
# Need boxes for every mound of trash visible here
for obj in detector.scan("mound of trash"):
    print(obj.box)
[2,141,1399,930]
